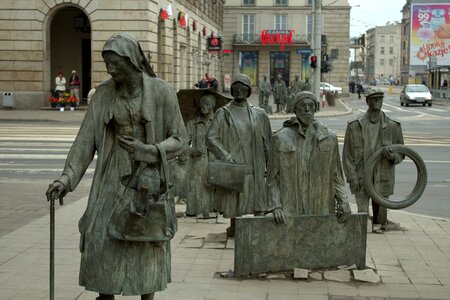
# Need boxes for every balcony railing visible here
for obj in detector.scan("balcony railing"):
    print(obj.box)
[233,33,309,45]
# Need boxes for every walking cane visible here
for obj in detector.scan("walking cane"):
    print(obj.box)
[49,187,63,300]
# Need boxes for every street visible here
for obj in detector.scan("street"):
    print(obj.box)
[0,92,449,239]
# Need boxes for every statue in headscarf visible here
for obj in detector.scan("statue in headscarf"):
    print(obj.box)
[46,32,188,300]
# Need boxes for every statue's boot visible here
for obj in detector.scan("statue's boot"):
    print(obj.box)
[141,293,155,300]
[96,294,114,300]
[226,217,235,237]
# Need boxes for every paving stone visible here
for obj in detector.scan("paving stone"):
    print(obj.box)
[204,232,227,243]
[309,271,323,280]
[353,269,381,283]
[203,242,226,249]
[266,273,286,279]
[226,238,235,249]
[323,270,351,282]
[293,268,309,279]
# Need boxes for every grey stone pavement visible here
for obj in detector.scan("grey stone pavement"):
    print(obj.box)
[1,90,450,299]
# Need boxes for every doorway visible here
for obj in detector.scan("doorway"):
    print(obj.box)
[50,7,91,101]
[270,52,290,86]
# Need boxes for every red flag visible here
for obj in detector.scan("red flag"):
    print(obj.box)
[160,9,169,20]
[180,13,188,28]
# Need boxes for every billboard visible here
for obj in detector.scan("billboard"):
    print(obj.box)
[410,3,450,66]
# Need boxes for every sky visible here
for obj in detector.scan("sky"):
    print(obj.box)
[348,0,406,38]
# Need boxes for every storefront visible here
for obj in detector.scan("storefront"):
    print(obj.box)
[230,29,311,87]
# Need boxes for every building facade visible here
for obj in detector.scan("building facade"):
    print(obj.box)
[0,0,224,109]
[365,22,402,84]
[222,0,350,94]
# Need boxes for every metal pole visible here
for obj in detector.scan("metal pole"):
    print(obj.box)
[313,0,322,108]
[50,198,55,300]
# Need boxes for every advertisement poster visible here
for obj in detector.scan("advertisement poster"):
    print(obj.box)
[411,3,450,66]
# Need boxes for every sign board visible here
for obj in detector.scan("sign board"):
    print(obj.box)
[296,48,312,55]
[207,37,222,52]
[260,29,294,50]
[410,3,450,66]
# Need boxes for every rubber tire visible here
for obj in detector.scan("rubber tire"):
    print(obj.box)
[405,103,409,107]
[428,103,432,107]
[400,102,404,106]
[363,144,427,209]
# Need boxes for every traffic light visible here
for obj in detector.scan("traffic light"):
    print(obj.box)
[310,55,317,69]
[321,61,333,73]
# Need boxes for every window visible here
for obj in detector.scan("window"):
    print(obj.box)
[381,35,385,42]
[380,59,384,65]
[402,41,406,50]
[389,47,393,55]
[307,0,313,4]
[242,0,255,5]
[243,15,255,41]
[275,0,288,5]
[389,59,393,65]
[275,15,287,30]
[381,47,384,54]
[390,35,394,43]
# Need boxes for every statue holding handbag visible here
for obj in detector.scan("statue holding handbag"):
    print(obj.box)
[45,32,188,300]
[206,74,272,237]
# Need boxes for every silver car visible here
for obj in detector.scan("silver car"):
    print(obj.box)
[400,84,432,107]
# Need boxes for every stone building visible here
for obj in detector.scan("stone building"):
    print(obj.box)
[222,0,350,94]
[365,22,402,84]
[0,0,224,109]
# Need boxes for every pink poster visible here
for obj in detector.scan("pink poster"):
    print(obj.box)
[411,3,450,66]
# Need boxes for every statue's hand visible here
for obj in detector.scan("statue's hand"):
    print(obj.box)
[349,179,361,192]
[273,208,288,225]
[337,202,351,223]
[46,181,66,205]
[118,135,146,154]
[190,148,203,157]
[382,146,397,161]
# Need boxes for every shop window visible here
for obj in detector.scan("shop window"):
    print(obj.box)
[239,52,258,85]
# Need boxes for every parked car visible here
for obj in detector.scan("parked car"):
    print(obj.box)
[320,82,343,94]
[400,84,432,107]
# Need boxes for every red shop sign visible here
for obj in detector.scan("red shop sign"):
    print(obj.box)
[260,30,294,50]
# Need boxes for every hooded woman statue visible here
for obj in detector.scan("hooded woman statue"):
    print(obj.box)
[46,32,188,300]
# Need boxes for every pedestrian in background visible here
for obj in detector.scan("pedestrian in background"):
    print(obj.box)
[54,72,66,98]
[69,70,81,103]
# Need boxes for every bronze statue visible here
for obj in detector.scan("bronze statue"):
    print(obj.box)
[343,88,404,233]
[185,94,216,217]
[287,75,304,113]
[46,32,188,300]
[268,91,351,224]
[272,74,288,113]
[258,75,271,109]
[206,74,272,236]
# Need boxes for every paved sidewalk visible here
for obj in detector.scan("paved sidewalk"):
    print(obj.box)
[1,197,449,300]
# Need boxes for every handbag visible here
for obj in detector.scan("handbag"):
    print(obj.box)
[206,160,246,192]
[107,144,177,242]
